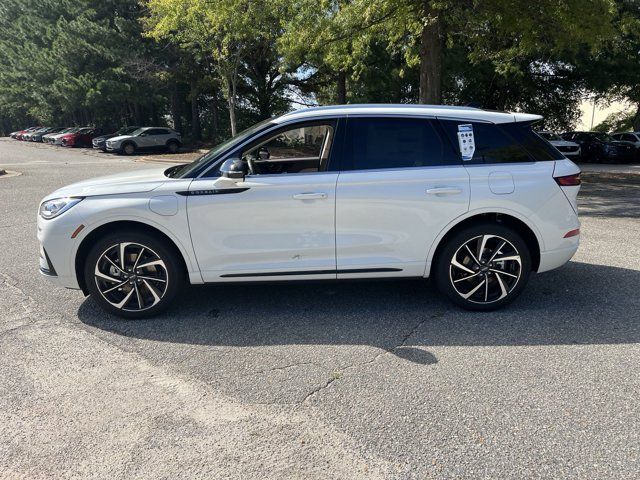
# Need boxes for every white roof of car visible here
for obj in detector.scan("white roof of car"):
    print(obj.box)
[276,104,542,124]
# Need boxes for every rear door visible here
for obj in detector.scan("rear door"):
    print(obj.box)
[335,116,470,278]
[439,119,561,242]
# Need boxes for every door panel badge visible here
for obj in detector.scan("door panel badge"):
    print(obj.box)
[457,124,475,161]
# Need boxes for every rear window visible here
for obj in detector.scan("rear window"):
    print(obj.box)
[342,117,458,171]
[440,120,560,164]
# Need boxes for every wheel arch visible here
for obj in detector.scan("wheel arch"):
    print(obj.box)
[426,211,542,278]
[74,220,193,295]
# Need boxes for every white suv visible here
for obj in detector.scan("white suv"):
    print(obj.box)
[106,127,181,155]
[37,105,581,318]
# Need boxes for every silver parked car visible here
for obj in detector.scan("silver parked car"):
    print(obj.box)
[105,127,182,155]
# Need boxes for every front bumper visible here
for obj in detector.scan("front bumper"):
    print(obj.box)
[37,207,85,289]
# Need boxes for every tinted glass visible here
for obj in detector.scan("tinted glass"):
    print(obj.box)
[440,121,531,164]
[502,123,561,161]
[247,124,332,160]
[343,117,455,170]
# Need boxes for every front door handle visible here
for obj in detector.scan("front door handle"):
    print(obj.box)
[426,187,463,196]
[293,192,328,200]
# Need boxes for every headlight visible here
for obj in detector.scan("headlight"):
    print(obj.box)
[39,197,83,219]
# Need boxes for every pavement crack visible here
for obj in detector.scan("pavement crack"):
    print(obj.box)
[301,373,340,404]
[251,361,324,376]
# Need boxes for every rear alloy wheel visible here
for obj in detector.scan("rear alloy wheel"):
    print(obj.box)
[85,232,184,318]
[435,224,531,311]
[166,141,179,154]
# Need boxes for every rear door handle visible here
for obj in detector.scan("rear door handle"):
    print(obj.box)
[426,187,463,196]
[292,192,328,200]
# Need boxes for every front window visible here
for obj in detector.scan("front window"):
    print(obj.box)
[242,123,335,175]
[170,118,275,178]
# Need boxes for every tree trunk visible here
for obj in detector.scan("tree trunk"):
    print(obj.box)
[190,79,201,141]
[633,104,640,131]
[226,73,238,137]
[211,92,219,142]
[336,71,347,104]
[419,0,443,104]
[170,83,183,133]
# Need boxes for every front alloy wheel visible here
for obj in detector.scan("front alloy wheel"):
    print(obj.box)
[94,242,169,312]
[85,231,184,318]
[435,224,531,311]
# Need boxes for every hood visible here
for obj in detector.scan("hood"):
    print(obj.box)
[43,167,171,200]
[611,140,635,147]
[108,134,135,143]
[94,133,118,142]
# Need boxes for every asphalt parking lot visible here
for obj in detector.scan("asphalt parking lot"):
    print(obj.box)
[1,137,639,479]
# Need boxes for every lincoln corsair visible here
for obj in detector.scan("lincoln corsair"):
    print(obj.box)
[38,105,581,318]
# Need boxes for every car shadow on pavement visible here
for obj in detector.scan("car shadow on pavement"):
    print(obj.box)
[78,261,640,366]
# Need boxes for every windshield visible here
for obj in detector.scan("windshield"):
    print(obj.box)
[593,132,613,142]
[168,118,275,178]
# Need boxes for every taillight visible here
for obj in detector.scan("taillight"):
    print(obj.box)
[554,173,581,186]
[564,228,580,238]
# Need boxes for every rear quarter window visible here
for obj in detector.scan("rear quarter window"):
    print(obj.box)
[440,120,561,163]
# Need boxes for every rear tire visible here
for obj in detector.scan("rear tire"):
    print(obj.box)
[84,231,185,319]
[166,140,180,154]
[434,223,532,311]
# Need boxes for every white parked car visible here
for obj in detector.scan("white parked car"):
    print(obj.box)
[105,127,181,155]
[537,131,581,158]
[38,105,581,318]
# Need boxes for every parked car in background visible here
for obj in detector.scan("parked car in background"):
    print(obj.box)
[12,126,41,140]
[537,131,581,159]
[60,127,102,147]
[92,126,140,151]
[105,127,181,155]
[44,127,77,144]
[561,131,636,163]
[31,127,65,142]
[611,132,640,161]
[51,127,87,145]
[21,127,44,142]
[38,105,581,318]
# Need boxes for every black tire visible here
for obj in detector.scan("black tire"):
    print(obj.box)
[120,142,136,155]
[434,223,532,311]
[84,230,185,319]
[166,140,180,154]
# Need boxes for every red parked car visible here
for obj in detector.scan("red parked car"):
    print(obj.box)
[11,126,41,140]
[60,127,102,147]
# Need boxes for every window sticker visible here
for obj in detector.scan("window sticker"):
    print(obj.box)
[457,124,475,161]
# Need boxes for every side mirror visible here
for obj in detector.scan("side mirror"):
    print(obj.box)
[219,157,246,179]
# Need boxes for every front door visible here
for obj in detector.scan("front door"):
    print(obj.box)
[187,120,340,281]
[335,116,470,278]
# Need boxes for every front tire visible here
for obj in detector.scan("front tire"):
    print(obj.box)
[434,223,531,311]
[84,231,184,319]
[121,142,136,155]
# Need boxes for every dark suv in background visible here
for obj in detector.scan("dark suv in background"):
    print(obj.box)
[561,131,636,163]
[92,126,140,151]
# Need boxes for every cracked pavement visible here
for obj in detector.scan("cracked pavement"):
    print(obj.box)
[1,137,639,478]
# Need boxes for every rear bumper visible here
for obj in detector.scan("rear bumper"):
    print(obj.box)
[537,241,579,273]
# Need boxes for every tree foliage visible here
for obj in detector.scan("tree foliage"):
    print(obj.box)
[0,0,638,137]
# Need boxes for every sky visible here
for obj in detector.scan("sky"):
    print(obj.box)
[577,98,631,130]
